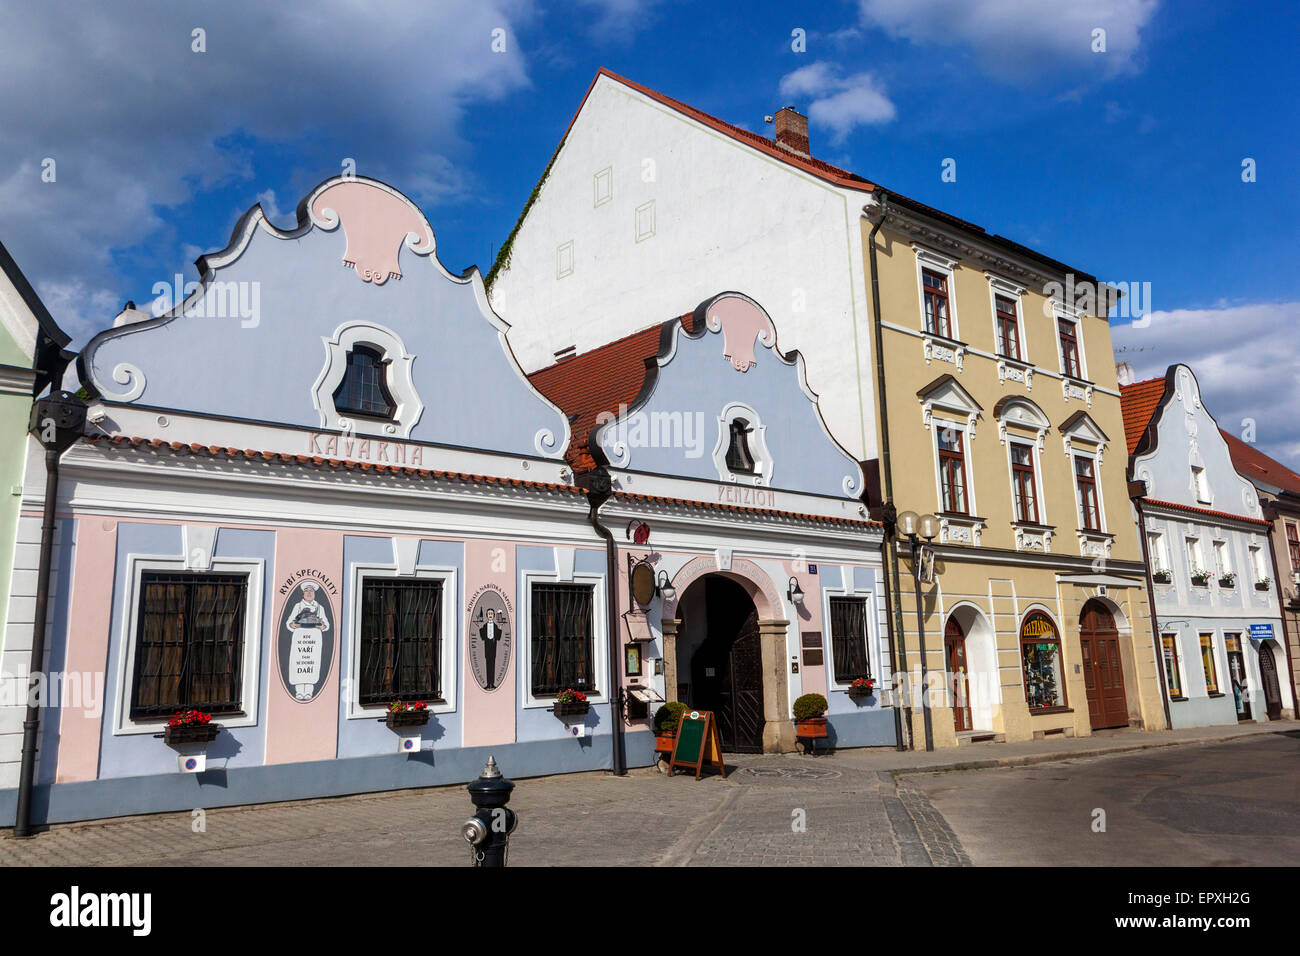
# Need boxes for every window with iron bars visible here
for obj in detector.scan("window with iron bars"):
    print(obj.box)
[359,578,444,706]
[531,583,596,697]
[131,572,247,719]
[829,596,872,683]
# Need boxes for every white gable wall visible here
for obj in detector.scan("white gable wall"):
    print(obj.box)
[488,75,878,462]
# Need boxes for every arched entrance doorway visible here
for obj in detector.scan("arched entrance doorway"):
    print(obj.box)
[675,574,764,752]
[945,617,971,732]
[1079,599,1129,730]
[1259,642,1283,721]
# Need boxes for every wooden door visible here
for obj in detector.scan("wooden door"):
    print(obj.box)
[945,618,971,732]
[698,577,764,753]
[1080,602,1129,730]
[1260,643,1283,721]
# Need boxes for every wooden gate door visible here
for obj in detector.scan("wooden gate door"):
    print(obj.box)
[945,618,971,732]
[1260,643,1283,721]
[703,577,765,753]
[1080,601,1129,730]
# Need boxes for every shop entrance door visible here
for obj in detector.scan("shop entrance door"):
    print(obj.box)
[1259,643,1283,720]
[1080,601,1129,730]
[1226,634,1251,720]
[689,576,764,752]
[945,617,971,732]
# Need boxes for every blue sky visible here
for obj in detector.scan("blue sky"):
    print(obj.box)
[2,0,1297,461]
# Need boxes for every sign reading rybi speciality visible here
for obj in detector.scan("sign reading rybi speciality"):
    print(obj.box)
[277,570,337,703]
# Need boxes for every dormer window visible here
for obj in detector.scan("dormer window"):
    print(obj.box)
[725,418,757,474]
[333,345,395,419]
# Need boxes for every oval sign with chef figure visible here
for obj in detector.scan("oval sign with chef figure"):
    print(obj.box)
[277,572,336,703]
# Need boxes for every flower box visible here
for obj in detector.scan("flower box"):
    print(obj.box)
[847,679,875,700]
[164,722,220,746]
[1255,581,1271,591]
[1151,572,1172,585]
[1219,576,1236,588]
[1190,575,1211,587]
[794,717,828,739]
[386,710,431,730]
[553,700,591,718]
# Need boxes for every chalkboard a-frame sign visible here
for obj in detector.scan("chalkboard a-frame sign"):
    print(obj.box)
[668,709,727,780]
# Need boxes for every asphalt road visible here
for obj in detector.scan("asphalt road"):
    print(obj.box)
[903,731,1300,866]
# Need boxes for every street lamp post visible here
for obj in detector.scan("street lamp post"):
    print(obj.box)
[896,510,939,752]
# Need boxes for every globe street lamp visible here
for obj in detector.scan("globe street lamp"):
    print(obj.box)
[896,510,939,752]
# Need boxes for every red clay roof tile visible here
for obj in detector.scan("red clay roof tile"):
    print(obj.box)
[1119,376,1167,457]
[1220,429,1300,496]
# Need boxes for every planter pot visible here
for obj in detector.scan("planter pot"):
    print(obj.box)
[164,722,220,746]
[794,717,828,739]
[1152,574,1171,585]
[1219,578,1236,588]
[847,685,874,701]
[1256,583,1271,591]
[553,701,591,718]
[654,733,677,753]
[386,710,431,730]
[1191,579,1211,588]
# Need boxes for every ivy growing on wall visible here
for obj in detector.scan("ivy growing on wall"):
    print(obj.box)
[483,145,560,293]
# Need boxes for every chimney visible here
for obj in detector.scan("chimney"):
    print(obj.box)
[773,106,809,156]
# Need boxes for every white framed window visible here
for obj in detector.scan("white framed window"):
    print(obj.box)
[1072,453,1104,532]
[114,555,265,736]
[520,570,608,710]
[986,274,1028,363]
[1249,544,1268,583]
[311,321,424,439]
[712,401,772,486]
[933,419,974,515]
[1161,633,1184,698]
[1191,465,1211,504]
[1187,537,1207,581]
[1147,530,1170,572]
[1052,303,1089,381]
[1213,540,1232,578]
[913,246,961,340]
[346,562,458,720]
[820,581,880,691]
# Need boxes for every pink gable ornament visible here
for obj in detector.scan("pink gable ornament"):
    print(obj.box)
[704,295,776,372]
[309,180,435,285]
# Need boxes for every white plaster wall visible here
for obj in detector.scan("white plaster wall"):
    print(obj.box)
[489,75,879,461]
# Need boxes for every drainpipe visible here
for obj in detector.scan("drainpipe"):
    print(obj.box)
[865,194,910,751]
[14,390,86,838]
[579,466,626,776]
[1261,500,1300,718]
[1132,493,1172,731]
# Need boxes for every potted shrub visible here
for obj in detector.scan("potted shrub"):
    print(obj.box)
[163,709,219,745]
[1190,569,1211,587]
[1256,577,1272,592]
[846,677,875,700]
[792,693,829,741]
[653,701,690,753]
[385,700,430,730]
[553,688,590,718]
[1219,571,1237,589]
[1151,568,1172,585]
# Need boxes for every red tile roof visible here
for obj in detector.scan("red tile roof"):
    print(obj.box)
[1119,376,1167,456]
[84,435,585,495]
[1142,498,1271,528]
[614,490,881,529]
[529,312,697,471]
[1220,429,1300,496]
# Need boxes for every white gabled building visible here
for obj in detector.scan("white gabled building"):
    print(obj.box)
[486,68,882,464]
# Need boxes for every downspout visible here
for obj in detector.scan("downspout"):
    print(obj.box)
[581,466,626,776]
[865,193,910,751]
[14,391,86,838]
[1133,492,1173,731]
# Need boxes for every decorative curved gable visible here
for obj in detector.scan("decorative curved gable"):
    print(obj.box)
[1131,364,1262,519]
[592,292,864,499]
[77,176,568,460]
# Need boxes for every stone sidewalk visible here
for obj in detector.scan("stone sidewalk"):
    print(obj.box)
[0,721,1289,867]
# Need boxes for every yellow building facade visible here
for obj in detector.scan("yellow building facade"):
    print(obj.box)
[861,193,1168,748]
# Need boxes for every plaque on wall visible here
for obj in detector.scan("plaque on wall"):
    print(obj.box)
[467,584,513,691]
[277,572,337,703]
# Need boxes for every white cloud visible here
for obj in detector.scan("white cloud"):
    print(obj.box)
[778,62,896,145]
[1112,302,1300,469]
[858,0,1159,81]
[0,0,535,344]
[573,0,663,40]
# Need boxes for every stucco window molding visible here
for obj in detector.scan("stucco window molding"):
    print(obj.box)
[1012,522,1054,553]
[919,375,982,438]
[519,569,609,711]
[997,357,1034,390]
[312,321,423,439]
[1060,411,1109,469]
[940,513,985,547]
[986,272,1029,361]
[711,401,773,486]
[913,244,961,341]
[922,334,967,371]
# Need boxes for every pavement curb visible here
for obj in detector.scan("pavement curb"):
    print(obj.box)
[881,724,1294,778]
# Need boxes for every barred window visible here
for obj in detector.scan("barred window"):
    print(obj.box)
[333,345,396,419]
[131,572,247,719]
[531,583,596,696]
[359,578,444,706]
[829,596,871,683]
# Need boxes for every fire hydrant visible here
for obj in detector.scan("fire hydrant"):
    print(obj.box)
[463,756,517,867]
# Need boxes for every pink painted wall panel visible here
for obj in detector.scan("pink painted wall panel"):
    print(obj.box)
[460,539,517,747]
